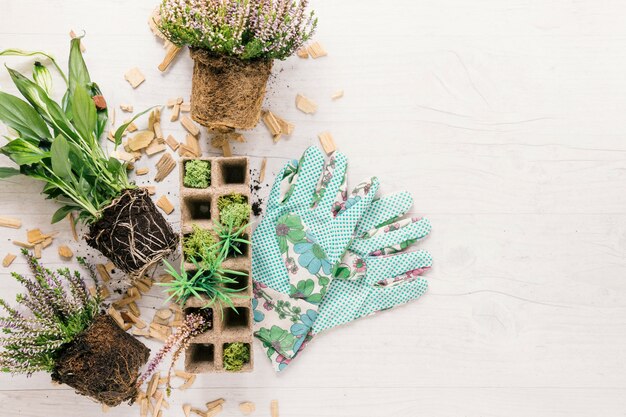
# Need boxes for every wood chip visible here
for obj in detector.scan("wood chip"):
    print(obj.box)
[207,404,222,417]
[179,374,196,390]
[181,116,200,137]
[126,311,147,328]
[128,301,141,317]
[128,131,155,151]
[0,216,21,229]
[206,399,224,410]
[155,309,172,320]
[186,134,201,157]
[183,405,192,417]
[181,103,191,112]
[143,186,156,195]
[27,229,44,243]
[58,245,73,259]
[42,237,53,248]
[153,390,164,417]
[107,307,125,328]
[260,158,267,183]
[174,370,195,379]
[101,404,109,413]
[239,402,255,415]
[112,149,136,162]
[146,140,167,156]
[155,153,176,182]
[222,141,232,157]
[2,253,16,267]
[159,44,182,72]
[95,264,111,282]
[178,144,196,158]
[136,167,149,176]
[153,122,164,140]
[120,104,134,112]
[147,373,159,397]
[270,400,279,417]
[33,244,42,259]
[12,240,34,249]
[171,104,181,122]
[296,47,309,58]
[307,41,327,58]
[296,94,318,114]
[156,195,174,215]
[318,131,337,154]
[124,67,145,89]
[69,30,86,52]
[68,213,78,241]
[127,122,138,133]
[262,111,281,136]
[331,90,344,100]
[166,135,180,151]
[275,114,294,136]
[140,398,149,417]
[166,98,178,107]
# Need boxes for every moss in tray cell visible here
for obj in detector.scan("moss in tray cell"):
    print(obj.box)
[184,160,211,188]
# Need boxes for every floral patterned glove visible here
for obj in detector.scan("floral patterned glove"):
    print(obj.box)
[252,147,379,368]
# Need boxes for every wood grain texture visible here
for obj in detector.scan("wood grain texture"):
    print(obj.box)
[2,0,626,415]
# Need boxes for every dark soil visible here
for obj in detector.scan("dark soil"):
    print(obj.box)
[51,314,150,407]
[190,49,272,130]
[86,188,178,278]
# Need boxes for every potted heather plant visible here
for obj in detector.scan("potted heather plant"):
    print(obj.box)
[0,38,178,277]
[157,0,317,130]
[0,250,149,406]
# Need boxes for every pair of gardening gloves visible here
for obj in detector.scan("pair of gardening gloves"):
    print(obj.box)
[252,146,432,371]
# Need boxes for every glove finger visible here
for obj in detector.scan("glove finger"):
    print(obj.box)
[365,249,432,286]
[351,217,431,255]
[334,176,380,219]
[357,277,428,317]
[289,146,326,205]
[267,162,294,212]
[312,152,348,214]
[354,191,413,237]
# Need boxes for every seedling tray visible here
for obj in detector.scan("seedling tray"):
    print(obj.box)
[179,156,253,373]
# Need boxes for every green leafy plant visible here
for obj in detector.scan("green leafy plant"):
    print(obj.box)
[0,250,101,374]
[214,220,251,258]
[218,193,251,229]
[223,342,250,371]
[183,159,211,189]
[0,38,149,224]
[159,0,317,61]
[183,224,218,262]
[159,243,248,309]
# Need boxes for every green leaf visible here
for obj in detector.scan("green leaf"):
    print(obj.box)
[71,85,96,143]
[51,205,75,224]
[68,37,91,94]
[90,82,108,139]
[0,48,67,84]
[0,138,49,165]
[0,167,20,178]
[32,62,53,95]
[113,106,156,147]
[0,91,50,141]
[50,135,72,179]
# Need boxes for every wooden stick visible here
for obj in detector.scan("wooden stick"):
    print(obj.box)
[0,216,21,229]
[158,44,182,72]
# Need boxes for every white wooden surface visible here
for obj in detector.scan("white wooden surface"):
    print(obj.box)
[1,0,626,416]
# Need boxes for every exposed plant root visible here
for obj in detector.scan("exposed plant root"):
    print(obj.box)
[85,188,178,278]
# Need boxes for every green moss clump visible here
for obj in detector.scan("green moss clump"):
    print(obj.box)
[183,225,217,262]
[223,342,250,372]
[184,160,211,188]
[218,194,251,228]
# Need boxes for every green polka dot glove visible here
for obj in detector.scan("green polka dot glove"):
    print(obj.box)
[252,146,379,369]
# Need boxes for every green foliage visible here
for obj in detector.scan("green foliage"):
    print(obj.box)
[0,37,136,224]
[218,193,250,228]
[214,220,250,258]
[183,224,217,262]
[158,243,248,310]
[183,160,211,189]
[0,250,101,375]
[223,342,250,371]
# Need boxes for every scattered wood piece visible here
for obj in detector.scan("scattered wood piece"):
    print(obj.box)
[126,311,146,328]
[42,237,53,249]
[296,94,318,114]
[128,302,140,319]
[124,67,146,88]
[181,103,191,112]
[140,398,149,417]
[128,131,155,151]
[136,167,150,176]
[178,144,196,158]
[153,390,164,417]
[178,374,196,390]
[120,104,134,112]
[174,369,195,379]
[239,402,255,415]
[68,213,78,241]
[166,135,180,151]
[331,89,344,100]
[186,134,201,157]
[159,44,182,72]
[58,245,73,260]
[69,30,86,52]
[222,141,232,157]
[155,153,176,182]
[147,373,159,397]
[0,216,21,229]
[156,195,174,215]
[12,240,34,249]
[110,107,116,125]
[307,41,327,58]
[318,131,337,154]
[144,186,156,195]
[181,116,200,137]
[171,103,181,121]
[107,307,125,328]
[275,114,294,136]
[127,122,138,133]
[153,122,164,140]
[296,47,309,58]
[183,405,192,417]
[27,229,44,243]
[207,404,223,417]
[2,253,16,267]
[146,140,167,156]
[206,399,224,410]
[33,244,42,259]
[155,309,172,321]
[166,98,178,107]
[262,111,281,136]
[101,403,109,413]
[96,264,111,282]
[260,158,267,183]
[104,261,116,274]
[270,400,279,417]
[112,149,137,162]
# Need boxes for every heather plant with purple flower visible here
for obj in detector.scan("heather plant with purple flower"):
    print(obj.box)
[0,250,101,375]
[158,0,317,60]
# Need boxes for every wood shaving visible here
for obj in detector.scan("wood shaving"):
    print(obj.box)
[158,44,182,72]
[166,135,180,151]
[260,157,267,182]
[307,41,327,58]
[68,213,78,241]
[0,216,21,229]
[136,167,149,176]
[181,116,200,137]
[124,67,146,89]
[239,402,255,415]
[58,245,73,259]
[155,153,176,182]
[156,195,174,215]
[2,253,16,268]
[318,131,337,154]
[120,104,134,112]
[296,94,318,114]
[270,400,279,417]
[331,90,344,100]
[296,47,309,58]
